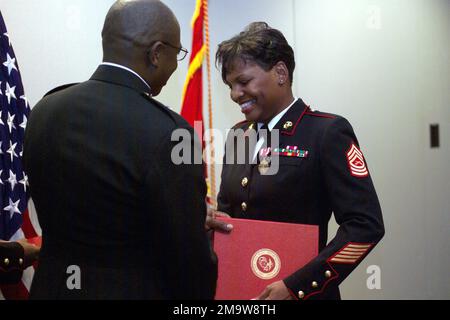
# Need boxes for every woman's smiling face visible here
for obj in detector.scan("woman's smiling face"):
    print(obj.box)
[225,59,286,123]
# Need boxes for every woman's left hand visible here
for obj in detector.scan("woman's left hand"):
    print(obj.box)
[254,280,294,300]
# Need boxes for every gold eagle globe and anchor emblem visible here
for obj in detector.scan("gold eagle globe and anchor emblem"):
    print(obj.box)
[251,248,281,280]
[283,121,293,130]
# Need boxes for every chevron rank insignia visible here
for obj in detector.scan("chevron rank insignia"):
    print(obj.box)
[347,143,368,177]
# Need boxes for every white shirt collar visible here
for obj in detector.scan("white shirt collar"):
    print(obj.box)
[252,97,298,161]
[101,62,151,92]
[257,97,299,131]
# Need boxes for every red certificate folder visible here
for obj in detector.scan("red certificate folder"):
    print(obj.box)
[213,217,318,300]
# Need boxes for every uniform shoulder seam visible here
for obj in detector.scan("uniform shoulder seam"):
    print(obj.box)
[304,110,337,119]
[142,94,181,125]
[44,83,79,97]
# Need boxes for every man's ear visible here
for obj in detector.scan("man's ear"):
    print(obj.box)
[274,61,289,86]
[148,41,164,68]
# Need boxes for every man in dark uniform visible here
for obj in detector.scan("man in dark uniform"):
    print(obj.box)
[0,240,39,284]
[23,0,216,299]
[208,22,384,300]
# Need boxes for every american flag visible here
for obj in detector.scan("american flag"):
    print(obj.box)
[0,10,41,300]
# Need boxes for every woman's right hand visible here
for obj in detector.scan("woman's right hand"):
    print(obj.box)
[205,209,233,233]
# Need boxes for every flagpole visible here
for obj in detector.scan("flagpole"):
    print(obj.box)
[203,0,217,208]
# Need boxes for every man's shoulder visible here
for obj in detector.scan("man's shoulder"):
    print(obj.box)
[34,82,89,111]
[43,83,80,98]
[144,96,192,129]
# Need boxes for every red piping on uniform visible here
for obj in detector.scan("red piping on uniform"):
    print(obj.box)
[303,262,340,300]
[287,286,299,300]
[281,106,309,136]
[304,112,336,119]
[233,120,250,131]
[302,242,374,300]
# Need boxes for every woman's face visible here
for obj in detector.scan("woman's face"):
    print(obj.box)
[225,59,285,123]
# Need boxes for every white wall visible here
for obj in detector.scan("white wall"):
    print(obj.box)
[1,0,114,104]
[1,0,448,299]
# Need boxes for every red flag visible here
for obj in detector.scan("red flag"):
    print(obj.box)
[181,0,215,203]
[181,0,206,142]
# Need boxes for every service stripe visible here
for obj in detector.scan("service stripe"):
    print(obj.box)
[328,243,373,264]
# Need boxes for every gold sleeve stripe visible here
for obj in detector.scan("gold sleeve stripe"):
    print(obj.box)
[347,244,372,249]
[330,257,358,263]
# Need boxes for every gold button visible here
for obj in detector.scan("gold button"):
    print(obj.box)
[19,258,24,265]
[241,177,248,187]
[298,290,305,299]
[312,281,318,288]
[325,270,332,278]
[4,258,10,266]
[283,121,293,130]
[241,202,248,212]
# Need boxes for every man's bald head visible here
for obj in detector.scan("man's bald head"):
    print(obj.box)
[101,0,181,96]
[102,0,179,60]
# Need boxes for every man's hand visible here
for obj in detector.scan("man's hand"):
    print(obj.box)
[16,239,40,268]
[254,280,294,300]
[205,208,233,233]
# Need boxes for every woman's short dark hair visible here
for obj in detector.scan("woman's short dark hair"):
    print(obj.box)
[216,22,295,86]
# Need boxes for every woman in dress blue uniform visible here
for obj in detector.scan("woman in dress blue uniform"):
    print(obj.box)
[207,22,385,300]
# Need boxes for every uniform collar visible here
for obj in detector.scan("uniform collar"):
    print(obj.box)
[273,98,311,136]
[240,98,310,135]
[90,64,152,96]
[257,97,299,132]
